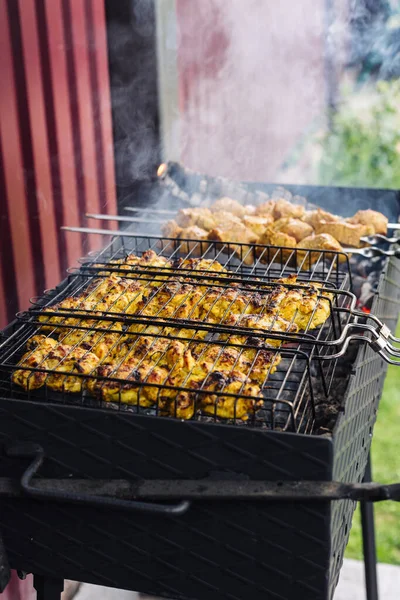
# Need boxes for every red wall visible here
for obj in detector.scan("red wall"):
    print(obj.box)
[0,0,117,328]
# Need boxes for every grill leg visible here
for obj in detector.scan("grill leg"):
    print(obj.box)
[34,575,64,600]
[361,453,379,600]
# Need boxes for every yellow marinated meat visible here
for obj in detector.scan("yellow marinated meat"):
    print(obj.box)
[13,338,99,393]
[13,250,336,422]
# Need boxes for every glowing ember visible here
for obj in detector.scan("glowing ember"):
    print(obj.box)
[157,163,167,178]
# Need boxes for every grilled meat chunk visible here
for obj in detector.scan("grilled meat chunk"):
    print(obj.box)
[161,219,183,238]
[273,199,305,220]
[272,218,314,242]
[88,360,169,406]
[347,209,388,235]
[176,207,216,230]
[242,215,273,236]
[13,339,99,393]
[302,209,340,228]
[296,233,344,265]
[210,197,247,218]
[314,221,374,248]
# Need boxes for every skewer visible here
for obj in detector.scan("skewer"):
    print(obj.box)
[62,226,159,237]
[86,213,164,224]
[124,207,176,215]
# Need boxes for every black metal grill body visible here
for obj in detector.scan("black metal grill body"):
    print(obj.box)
[0,185,398,600]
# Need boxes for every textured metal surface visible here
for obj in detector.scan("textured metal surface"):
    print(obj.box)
[0,402,333,600]
[329,256,400,600]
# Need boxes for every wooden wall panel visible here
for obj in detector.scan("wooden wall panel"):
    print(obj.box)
[0,0,117,328]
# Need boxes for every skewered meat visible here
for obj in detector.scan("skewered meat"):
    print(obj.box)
[210,197,248,218]
[208,221,258,265]
[297,233,343,253]
[314,221,374,248]
[258,227,297,260]
[347,209,388,235]
[242,215,274,236]
[302,209,340,228]
[176,207,215,230]
[255,200,276,216]
[272,218,314,242]
[273,199,305,220]
[161,219,182,238]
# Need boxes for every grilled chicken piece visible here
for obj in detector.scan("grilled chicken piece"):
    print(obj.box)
[255,200,276,216]
[26,334,58,352]
[208,221,258,265]
[161,219,183,238]
[210,211,243,228]
[296,233,344,265]
[138,282,205,320]
[263,281,331,330]
[59,318,125,361]
[211,197,247,218]
[38,298,98,332]
[177,226,210,255]
[199,287,263,323]
[176,207,216,230]
[347,209,388,235]
[273,199,305,220]
[314,221,374,248]
[191,342,282,385]
[160,369,264,421]
[272,218,314,242]
[258,227,297,261]
[302,209,340,228]
[13,337,58,390]
[88,360,169,406]
[222,312,298,347]
[95,250,173,280]
[242,215,274,236]
[177,258,229,275]
[84,277,145,313]
[13,339,99,393]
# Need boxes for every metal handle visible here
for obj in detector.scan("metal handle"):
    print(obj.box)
[361,234,400,245]
[2,445,400,504]
[5,443,190,516]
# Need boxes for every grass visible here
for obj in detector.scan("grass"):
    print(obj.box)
[345,321,400,565]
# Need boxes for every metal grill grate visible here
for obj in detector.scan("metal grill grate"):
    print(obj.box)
[0,236,354,434]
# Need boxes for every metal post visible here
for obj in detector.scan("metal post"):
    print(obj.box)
[34,575,64,600]
[360,453,379,600]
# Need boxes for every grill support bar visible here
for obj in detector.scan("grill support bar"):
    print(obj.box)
[2,443,400,505]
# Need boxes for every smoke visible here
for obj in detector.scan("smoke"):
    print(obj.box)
[107,0,160,187]
[107,0,400,191]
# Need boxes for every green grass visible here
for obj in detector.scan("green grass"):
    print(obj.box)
[345,321,400,565]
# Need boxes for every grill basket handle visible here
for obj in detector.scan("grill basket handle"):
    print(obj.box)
[5,443,190,516]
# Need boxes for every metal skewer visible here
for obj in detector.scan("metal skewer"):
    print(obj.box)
[86,213,164,224]
[124,207,176,215]
[62,226,159,237]
[343,247,400,258]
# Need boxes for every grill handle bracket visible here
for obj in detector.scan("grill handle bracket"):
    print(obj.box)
[4,443,190,516]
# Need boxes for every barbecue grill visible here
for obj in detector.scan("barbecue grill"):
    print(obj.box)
[0,172,399,600]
